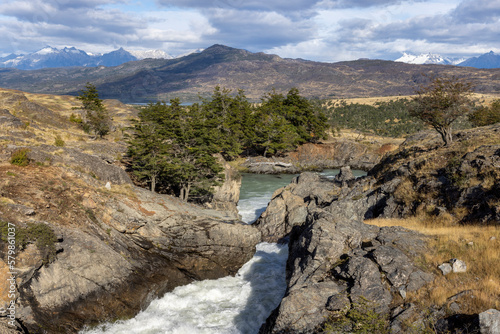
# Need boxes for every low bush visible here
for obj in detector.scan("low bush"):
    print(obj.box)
[10,148,30,166]
[0,221,58,263]
[54,134,65,147]
[323,297,389,334]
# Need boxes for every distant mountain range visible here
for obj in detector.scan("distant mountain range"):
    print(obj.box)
[2,45,500,71]
[0,46,201,70]
[395,51,500,68]
[0,44,499,103]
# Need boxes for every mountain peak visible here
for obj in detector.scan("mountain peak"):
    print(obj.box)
[395,52,465,65]
[459,51,500,68]
[35,46,58,55]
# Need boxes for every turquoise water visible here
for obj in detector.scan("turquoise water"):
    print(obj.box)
[237,169,366,223]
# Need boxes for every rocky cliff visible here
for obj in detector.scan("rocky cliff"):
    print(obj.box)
[0,161,260,333]
[256,124,500,333]
[256,173,436,333]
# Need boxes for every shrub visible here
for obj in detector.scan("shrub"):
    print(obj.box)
[10,148,30,166]
[469,100,500,126]
[323,297,389,334]
[69,113,83,124]
[0,221,58,264]
[54,135,65,147]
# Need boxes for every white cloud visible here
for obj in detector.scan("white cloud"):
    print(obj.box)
[0,0,499,61]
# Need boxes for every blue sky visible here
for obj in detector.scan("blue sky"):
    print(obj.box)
[0,0,499,62]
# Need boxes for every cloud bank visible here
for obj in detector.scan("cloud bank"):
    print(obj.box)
[0,0,498,62]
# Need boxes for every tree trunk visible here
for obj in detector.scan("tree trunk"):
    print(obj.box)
[180,183,191,202]
[150,175,156,193]
[437,126,453,146]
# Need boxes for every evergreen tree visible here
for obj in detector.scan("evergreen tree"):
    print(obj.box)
[255,90,299,156]
[127,99,223,201]
[75,82,112,138]
[126,102,172,193]
[254,88,327,156]
[198,86,254,160]
[283,88,329,143]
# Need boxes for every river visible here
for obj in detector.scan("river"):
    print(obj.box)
[81,169,365,334]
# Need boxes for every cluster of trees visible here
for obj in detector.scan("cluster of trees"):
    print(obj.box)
[126,87,328,200]
[468,99,500,127]
[77,76,499,201]
[324,98,425,138]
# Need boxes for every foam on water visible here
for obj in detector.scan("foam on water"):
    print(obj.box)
[81,170,366,334]
[81,243,287,334]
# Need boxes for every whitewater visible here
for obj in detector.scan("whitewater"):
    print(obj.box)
[81,170,365,334]
[81,174,293,334]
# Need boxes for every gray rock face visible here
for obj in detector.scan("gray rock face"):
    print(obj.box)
[5,185,260,333]
[335,165,355,184]
[0,109,24,129]
[258,204,433,333]
[257,172,436,334]
[255,171,385,242]
[205,156,242,214]
[24,145,133,185]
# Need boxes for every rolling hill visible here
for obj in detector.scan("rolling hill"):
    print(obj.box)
[1,44,500,103]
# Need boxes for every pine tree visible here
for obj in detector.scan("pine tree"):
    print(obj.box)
[75,82,112,138]
[126,102,171,192]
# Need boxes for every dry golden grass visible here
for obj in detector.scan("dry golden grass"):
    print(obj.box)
[325,128,406,147]
[327,93,499,107]
[99,183,137,199]
[367,216,500,314]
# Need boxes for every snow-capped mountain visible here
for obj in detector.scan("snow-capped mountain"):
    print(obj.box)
[1,46,94,69]
[0,46,177,70]
[128,49,174,60]
[395,52,466,65]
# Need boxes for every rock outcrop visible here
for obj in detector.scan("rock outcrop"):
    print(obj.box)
[0,165,260,333]
[257,173,434,333]
[243,140,393,174]
[205,155,242,214]
[257,125,500,333]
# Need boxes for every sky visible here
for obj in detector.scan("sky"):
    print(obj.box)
[0,0,499,62]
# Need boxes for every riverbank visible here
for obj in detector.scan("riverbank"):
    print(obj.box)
[238,131,401,174]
